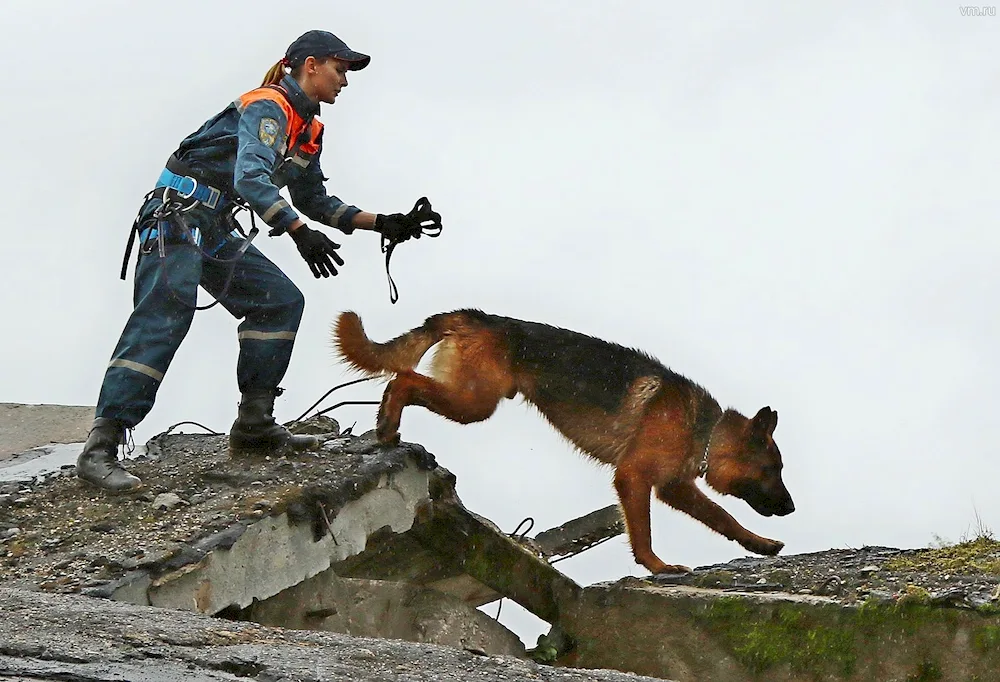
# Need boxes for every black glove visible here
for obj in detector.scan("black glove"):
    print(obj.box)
[375,198,443,243]
[289,225,345,278]
[374,212,416,243]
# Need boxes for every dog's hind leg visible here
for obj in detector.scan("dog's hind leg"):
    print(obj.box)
[655,481,784,556]
[375,369,509,444]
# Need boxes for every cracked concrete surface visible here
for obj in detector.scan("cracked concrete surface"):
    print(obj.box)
[0,587,671,682]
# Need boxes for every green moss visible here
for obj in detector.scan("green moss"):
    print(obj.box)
[898,585,931,605]
[766,569,793,586]
[855,596,972,639]
[973,625,1000,653]
[907,660,942,681]
[697,594,1000,678]
[699,598,856,676]
[693,570,735,588]
[975,601,1000,616]
[884,537,1000,575]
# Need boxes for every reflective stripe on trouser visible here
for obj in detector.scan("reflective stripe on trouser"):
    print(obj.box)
[96,238,304,427]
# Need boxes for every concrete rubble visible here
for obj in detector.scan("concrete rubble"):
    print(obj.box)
[0,586,665,682]
[2,403,999,682]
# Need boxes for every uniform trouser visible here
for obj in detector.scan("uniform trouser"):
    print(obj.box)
[95,236,305,428]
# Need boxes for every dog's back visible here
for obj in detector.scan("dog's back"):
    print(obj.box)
[335,309,715,461]
[498,316,687,412]
[337,308,702,406]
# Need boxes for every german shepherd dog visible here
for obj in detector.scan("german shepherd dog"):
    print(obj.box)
[333,309,795,575]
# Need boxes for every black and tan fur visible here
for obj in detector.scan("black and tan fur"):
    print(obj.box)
[333,309,794,574]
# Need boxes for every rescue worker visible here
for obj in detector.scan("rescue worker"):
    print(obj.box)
[77,30,436,493]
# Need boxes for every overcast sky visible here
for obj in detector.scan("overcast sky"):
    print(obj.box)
[1,0,997,644]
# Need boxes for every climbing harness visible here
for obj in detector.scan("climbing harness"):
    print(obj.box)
[120,172,259,311]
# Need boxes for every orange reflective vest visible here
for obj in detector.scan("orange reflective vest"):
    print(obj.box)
[236,84,323,171]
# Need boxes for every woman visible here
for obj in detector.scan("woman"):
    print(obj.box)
[78,30,435,493]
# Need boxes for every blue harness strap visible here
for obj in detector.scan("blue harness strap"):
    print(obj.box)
[156,168,222,210]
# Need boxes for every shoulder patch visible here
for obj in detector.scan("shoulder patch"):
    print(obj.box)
[258,118,280,147]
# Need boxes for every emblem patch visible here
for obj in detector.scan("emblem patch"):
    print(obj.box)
[258,118,280,147]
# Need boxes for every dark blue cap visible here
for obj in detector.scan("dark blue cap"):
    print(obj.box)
[285,30,370,70]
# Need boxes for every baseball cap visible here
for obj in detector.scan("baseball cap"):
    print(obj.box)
[285,30,370,70]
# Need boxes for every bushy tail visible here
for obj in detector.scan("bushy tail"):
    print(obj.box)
[333,311,443,376]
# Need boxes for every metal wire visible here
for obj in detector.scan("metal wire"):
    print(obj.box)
[291,376,379,423]
[495,517,538,621]
[163,420,223,436]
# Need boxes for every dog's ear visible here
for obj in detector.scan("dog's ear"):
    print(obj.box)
[750,406,778,439]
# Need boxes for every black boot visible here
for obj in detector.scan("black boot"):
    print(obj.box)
[229,388,319,454]
[76,418,142,493]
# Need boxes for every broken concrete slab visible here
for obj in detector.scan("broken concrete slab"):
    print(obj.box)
[407,497,582,625]
[237,572,526,658]
[556,575,1000,682]
[0,587,673,681]
[0,421,593,660]
[0,428,441,612]
[11,413,995,681]
[0,402,94,461]
[534,503,625,561]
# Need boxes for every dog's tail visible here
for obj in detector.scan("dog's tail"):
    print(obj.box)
[334,311,446,376]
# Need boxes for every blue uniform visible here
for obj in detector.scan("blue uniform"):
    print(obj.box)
[96,75,353,427]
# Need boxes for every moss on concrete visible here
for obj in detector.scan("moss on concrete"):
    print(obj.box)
[695,594,1000,679]
[692,570,735,589]
[906,660,942,682]
[699,597,856,676]
[884,537,1000,575]
[973,624,1000,653]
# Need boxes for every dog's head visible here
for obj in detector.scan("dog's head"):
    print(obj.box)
[709,406,795,518]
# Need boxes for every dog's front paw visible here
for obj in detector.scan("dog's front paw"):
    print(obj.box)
[375,425,401,446]
[743,536,784,556]
[375,414,400,445]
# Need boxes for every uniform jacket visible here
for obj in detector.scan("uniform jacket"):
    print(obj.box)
[169,74,359,235]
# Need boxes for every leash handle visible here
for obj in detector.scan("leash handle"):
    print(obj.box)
[409,196,443,238]
[379,197,443,304]
[382,237,401,304]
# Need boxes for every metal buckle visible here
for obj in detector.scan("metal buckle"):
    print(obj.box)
[176,176,199,200]
[205,186,221,210]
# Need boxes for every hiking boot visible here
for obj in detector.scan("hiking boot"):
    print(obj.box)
[76,418,142,493]
[229,388,319,454]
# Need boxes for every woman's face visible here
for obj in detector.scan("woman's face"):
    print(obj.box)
[301,57,350,105]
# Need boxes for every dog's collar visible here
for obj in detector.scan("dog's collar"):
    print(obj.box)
[698,415,725,478]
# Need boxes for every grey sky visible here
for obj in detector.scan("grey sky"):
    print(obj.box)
[1,1,997,643]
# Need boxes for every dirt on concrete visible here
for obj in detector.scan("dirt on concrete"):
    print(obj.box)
[646,540,1000,611]
[0,417,443,599]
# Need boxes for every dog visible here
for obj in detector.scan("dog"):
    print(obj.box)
[333,309,795,575]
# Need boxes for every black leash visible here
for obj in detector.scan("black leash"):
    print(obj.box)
[381,197,442,304]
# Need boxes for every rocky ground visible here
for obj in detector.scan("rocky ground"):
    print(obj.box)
[3,417,999,612]
[0,417,444,597]
[646,540,1000,611]
[2,419,999,681]
[0,587,668,682]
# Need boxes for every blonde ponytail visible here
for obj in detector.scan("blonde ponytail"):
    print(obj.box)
[261,59,288,87]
